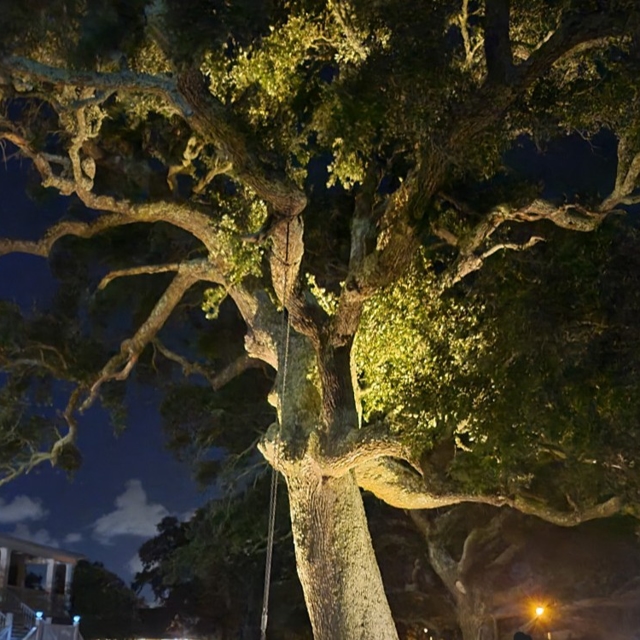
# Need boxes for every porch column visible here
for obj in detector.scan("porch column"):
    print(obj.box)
[44,559,55,594]
[15,555,25,589]
[0,548,9,589]
[64,564,74,609]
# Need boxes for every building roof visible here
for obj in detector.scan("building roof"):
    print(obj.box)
[0,534,85,563]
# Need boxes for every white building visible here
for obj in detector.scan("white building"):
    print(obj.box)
[0,534,84,640]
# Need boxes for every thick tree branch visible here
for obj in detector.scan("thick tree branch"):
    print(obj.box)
[344,5,621,324]
[602,136,640,209]
[319,423,420,477]
[1,56,185,114]
[227,286,281,369]
[1,131,235,257]
[177,69,307,218]
[457,509,513,576]
[407,511,460,589]
[174,69,319,344]
[269,217,327,345]
[4,132,285,366]
[0,210,131,258]
[174,69,326,348]
[330,162,383,348]
[355,458,622,526]
[382,7,631,301]
[618,151,640,202]
[514,199,615,230]
[328,173,422,351]
[4,123,287,368]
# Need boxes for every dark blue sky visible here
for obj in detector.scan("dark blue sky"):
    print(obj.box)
[0,160,208,585]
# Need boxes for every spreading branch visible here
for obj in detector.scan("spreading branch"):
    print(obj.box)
[408,510,460,588]
[436,195,617,288]
[458,0,483,69]
[1,56,307,217]
[3,131,283,366]
[80,262,215,412]
[176,68,307,217]
[355,458,622,526]
[0,210,130,258]
[340,5,629,333]
[0,131,234,259]
[175,68,326,349]
[153,339,264,391]
[444,235,545,286]
[98,263,186,290]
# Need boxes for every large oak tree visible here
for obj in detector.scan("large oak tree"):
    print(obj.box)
[2,1,640,638]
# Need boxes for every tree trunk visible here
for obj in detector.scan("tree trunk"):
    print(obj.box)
[457,600,495,640]
[285,465,399,640]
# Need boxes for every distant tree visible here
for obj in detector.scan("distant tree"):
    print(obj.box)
[2,2,640,638]
[70,560,139,640]
[134,486,310,640]
[134,516,189,603]
[411,505,640,640]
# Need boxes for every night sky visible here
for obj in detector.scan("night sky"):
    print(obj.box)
[0,159,208,587]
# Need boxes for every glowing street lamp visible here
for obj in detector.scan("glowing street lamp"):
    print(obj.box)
[535,606,545,617]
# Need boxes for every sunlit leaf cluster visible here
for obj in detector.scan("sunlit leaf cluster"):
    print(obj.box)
[356,249,491,444]
[203,192,267,294]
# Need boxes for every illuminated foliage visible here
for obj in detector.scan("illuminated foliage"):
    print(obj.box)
[356,250,490,442]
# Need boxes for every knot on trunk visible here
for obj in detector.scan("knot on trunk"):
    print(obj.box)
[258,424,322,474]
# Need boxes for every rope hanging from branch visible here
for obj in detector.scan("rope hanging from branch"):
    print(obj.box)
[260,221,292,640]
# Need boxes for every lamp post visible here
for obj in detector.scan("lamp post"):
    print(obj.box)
[534,604,551,640]
[35,611,43,640]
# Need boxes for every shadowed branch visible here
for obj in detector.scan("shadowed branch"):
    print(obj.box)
[153,339,264,391]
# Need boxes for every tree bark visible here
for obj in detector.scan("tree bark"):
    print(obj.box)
[458,605,493,640]
[285,466,399,640]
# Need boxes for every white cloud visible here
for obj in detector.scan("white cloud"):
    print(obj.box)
[179,508,196,523]
[63,533,83,544]
[10,524,59,548]
[92,479,169,545]
[127,553,143,576]
[0,496,48,524]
